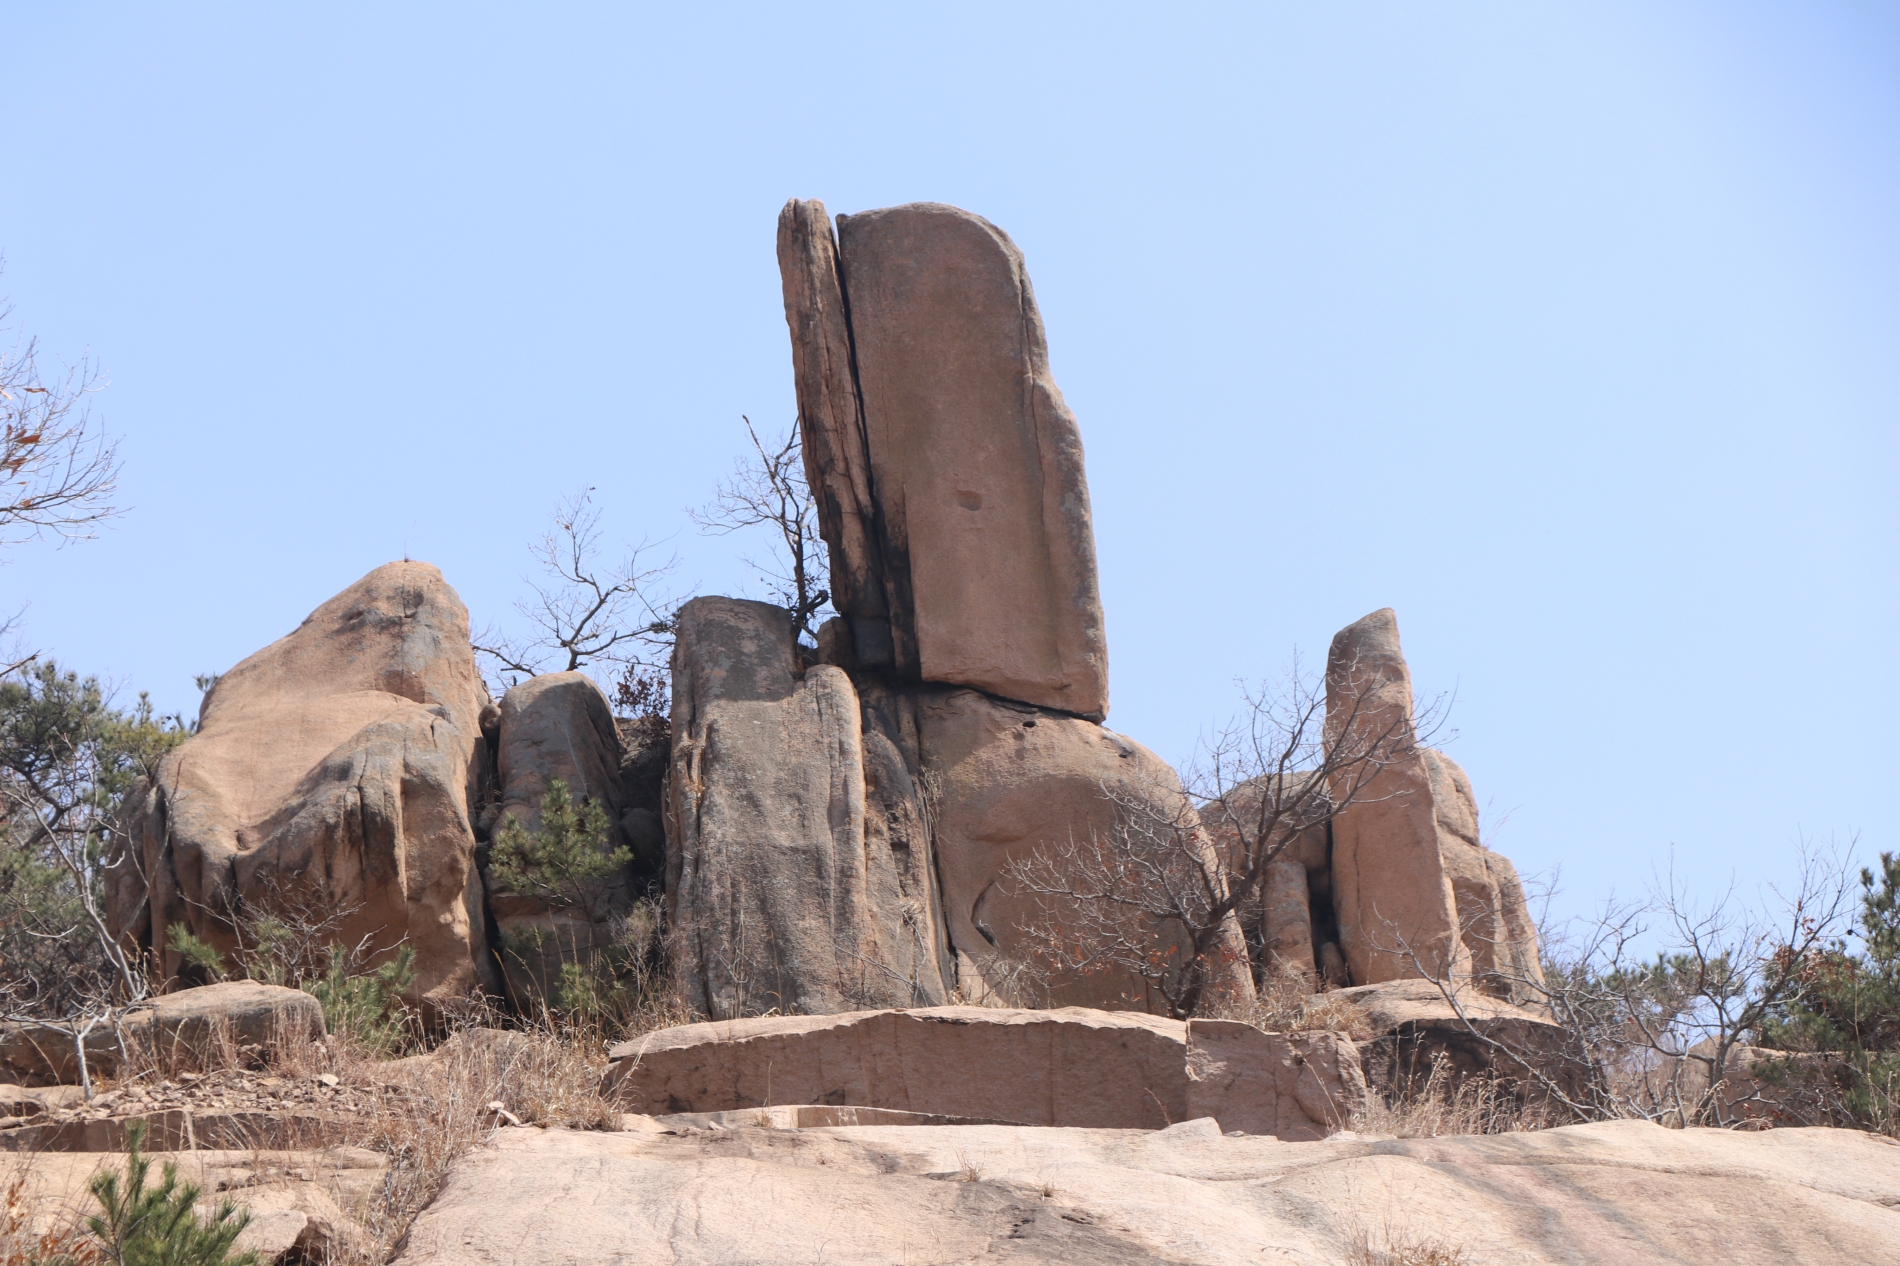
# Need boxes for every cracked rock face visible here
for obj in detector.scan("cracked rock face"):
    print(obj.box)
[779,199,1109,721]
[107,562,500,1010]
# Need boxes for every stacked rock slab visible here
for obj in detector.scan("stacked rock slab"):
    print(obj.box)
[603,1006,1364,1140]
[488,671,631,1011]
[642,197,1257,1019]
[665,598,951,1018]
[777,199,1108,720]
[107,563,500,1010]
[1324,609,1543,1002]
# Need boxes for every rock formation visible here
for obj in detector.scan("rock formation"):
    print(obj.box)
[487,671,631,1010]
[1324,608,1543,1002]
[603,1005,1364,1139]
[107,562,500,1011]
[659,198,1252,1019]
[778,199,1108,720]
[916,688,1251,1010]
[665,598,950,1017]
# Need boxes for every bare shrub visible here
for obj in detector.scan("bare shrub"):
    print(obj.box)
[1354,1054,1552,1138]
[474,488,677,695]
[0,285,121,549]
[1344,1223,1469,1266]
[1003,655,1439,1018]
[689,415,829,646]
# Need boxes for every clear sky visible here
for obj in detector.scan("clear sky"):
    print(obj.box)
[4,3,1894,928]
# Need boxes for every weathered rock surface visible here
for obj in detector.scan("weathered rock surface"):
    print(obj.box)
[4,1147,385,1263]
[392,1119,1900,1265]
[0,983,323,1086]
[1184,1020,1365,1141]
[780,199,1109,719]
[918,688,1253,1011]
[487,671,630,1010]
[603,1007,1363,1138]
[1324,609,1542,1000]
[665,598,949,1018]
[1328,978,1578,1100]
[107,562,498,1010]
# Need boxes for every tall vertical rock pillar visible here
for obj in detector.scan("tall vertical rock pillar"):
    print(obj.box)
[777,199,1109,721]
[1325,609,1544,1002]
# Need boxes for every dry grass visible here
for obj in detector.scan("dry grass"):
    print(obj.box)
[1344,1224,1469,1266]
[1355,1055,1553,1138]
[1202,975,1373,1039]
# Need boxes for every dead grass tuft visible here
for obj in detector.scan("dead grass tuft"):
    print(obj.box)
[1345,1225,1469,1266]
[1355,1055,1553,1138]
[1202,975,1373,1040]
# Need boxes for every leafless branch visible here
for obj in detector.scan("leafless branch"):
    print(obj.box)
[689,415,830,645]
[0,287,121,549]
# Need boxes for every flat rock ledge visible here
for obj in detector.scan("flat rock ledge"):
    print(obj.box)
[393,1119,1900,1266]
[604,1006,1366,1140]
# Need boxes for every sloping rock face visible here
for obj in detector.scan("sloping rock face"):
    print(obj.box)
[488,672,630,1011]
[917,688,1252,1011]
[107,563,499,1010]
[779,199,1108,720]
[665,598,950,1018]
[1324,609,1543,1001]
[393,1119,1900,1266]
[603,1006,1362,1139]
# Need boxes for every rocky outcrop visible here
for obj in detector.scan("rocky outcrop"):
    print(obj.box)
[779,199,1108,720]
[916,688,1253,1011]
[1328,978,1579,1103]
[107,563,499,1011]
[604,1006,1364,1138]
[665,598,950,1018]
[486,672,630,1010]
[1324,609,1543,1001]
[394,1119,1900,1266]
[0,983,323,1086]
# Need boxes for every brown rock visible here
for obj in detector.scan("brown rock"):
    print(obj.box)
[1328,978,1579,1102]
[1183,1020,1366,1140]
[781,200,1109,718]
[1324,609,1542,998]
[604,1006,1192,1128]
[488,672,630,1010]
[0,983,322,1087]
[106,562,499,1010]
[916,688,1253,1012]
[777,200,890,661]
[664,598,949,1018]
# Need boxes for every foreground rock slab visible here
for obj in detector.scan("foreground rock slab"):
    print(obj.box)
[605,1006,1362,1140]
[393,1119,1900,1266]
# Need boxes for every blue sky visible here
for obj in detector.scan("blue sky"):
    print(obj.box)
[3,3,1895,927]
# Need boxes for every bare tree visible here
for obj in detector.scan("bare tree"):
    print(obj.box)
[690,415,829,645]
[474,488,677,692]
[1,286,121,549]
[1394,840,1860,1127]
[1003,654,1437,1018]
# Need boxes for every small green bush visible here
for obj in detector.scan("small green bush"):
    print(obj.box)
[302,943,417,1055]
[85,1121,259,1266]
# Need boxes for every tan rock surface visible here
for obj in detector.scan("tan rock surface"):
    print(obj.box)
[106,562,497,1009]
[3,1147,387,1262]
[1183,1020,1365,1141]
[831,202,1108,719]
[1325,610,1542,997]
[603,1006,1192,1129]
[664,598,948,1018]
[391,1119,1900,1265]
[777,199,889,658]
[0,983,323,1086]
[917,689,1252,1011]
